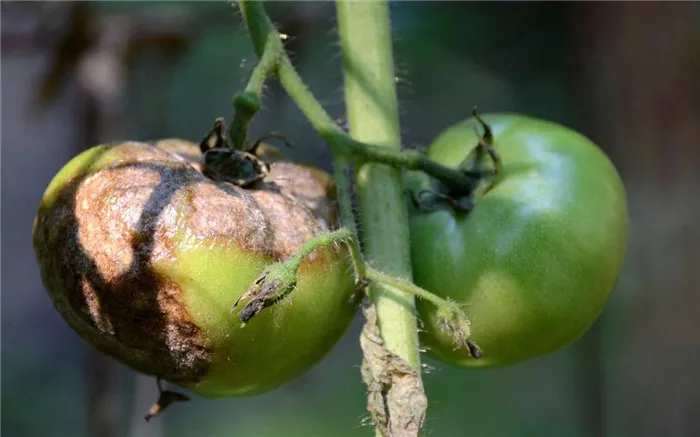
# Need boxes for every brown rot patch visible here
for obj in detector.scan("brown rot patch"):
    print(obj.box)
[264,162,338,229]
[152,138,339,228]
[33,156,214,383]
[153,139,204,173]
[33,141,341,383]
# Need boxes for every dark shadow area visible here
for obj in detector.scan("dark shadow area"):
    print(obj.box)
[34,152,254,385]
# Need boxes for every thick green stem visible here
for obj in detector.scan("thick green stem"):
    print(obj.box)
[336,0,420,377]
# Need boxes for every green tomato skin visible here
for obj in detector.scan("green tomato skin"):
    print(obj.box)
[33,142,358,397]
[409,114,628,368]
[163,240,356,397]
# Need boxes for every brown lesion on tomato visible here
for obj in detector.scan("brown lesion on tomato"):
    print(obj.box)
[33,152,214,384]
[33,139,343,385]
[154,139,205,173]
[153,136,341,264]
[249,188,322,261]
[264,162,338,230]
[155,138,339,230]
[181,180,276,258]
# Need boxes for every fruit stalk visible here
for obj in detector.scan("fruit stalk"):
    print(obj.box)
[233,226,477,352]
[228,32,279,150]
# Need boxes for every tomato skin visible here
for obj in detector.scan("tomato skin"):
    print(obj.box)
[409,114,628,368]
[33,140,358,396]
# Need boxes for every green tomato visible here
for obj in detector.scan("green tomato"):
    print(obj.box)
[408,114,628,368]
[33,140,359,397]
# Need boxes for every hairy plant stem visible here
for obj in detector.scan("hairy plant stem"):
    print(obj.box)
[331,153,367,280]
[334,5,427,433]
[228,33,279,149]
[234,2,480,434]
[335,0,420,377]
[237,228,469,341]
[237,0,476,193]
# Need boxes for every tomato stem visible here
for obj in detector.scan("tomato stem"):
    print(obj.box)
[330,154,367,281]
[335,3,425,434]
[232,226,481,356]
[235,0,477,193]
[228,32,279,150]
[233,2,479,434]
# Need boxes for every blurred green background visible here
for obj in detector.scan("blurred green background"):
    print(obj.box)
[2,2,699,436]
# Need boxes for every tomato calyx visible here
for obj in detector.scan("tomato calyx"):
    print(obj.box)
[410,109,502,214]
[199,118,293,188]
[435,301,484,358]
[199,117,269,187]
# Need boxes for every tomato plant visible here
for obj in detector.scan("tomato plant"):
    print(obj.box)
[408,113,628,368]
[30,1,633,432]
[32,139,359,397]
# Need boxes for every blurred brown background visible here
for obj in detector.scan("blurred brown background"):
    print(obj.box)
[2,2,699,436]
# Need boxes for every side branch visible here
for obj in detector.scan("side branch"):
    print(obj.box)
[228,31,281,149]
[231,228,482,359]
[236,0,476,193]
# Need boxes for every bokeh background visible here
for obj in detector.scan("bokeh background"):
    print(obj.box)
[2,2,699,436]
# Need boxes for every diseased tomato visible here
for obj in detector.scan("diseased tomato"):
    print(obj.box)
[33,139,359,396]
[407,114,628,368]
